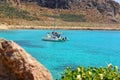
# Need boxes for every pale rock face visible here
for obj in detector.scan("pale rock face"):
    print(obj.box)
[6,0,21,6]
[0,38,52,80]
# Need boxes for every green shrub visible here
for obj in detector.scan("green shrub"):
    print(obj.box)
[58,64,120,80]
[59,14,86,22]
[0,2,39,20]
[42,13,86,22]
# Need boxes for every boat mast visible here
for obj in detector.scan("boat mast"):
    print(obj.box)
[53,0,58,32]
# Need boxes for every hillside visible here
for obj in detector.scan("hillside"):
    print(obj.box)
[0,0,120,29]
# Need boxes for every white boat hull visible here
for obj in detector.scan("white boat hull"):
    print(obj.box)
[42,37,66,42]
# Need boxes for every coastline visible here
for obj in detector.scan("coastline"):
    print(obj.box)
[0,24,120,30]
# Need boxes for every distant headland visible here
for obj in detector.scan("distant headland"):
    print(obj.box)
[0,0,120,30]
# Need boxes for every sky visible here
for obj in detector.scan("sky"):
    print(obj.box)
[114,0,120,3]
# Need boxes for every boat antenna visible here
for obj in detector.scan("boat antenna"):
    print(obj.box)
[53,0,58,32]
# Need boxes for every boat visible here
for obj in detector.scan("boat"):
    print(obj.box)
[41,1,67,42]
[42,37,66,42]
[42,32,67,42]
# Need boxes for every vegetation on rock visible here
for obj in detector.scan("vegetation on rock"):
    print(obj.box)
[0,1,39,20]
[42,13,86,22]
[0,0,120,26]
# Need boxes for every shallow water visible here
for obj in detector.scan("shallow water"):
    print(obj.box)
[0,30,120,79]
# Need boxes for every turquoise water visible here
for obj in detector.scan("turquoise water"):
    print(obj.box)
[0,30,120,79]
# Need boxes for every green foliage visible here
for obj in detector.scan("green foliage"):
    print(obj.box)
[42,13,86,22]
[0,2,39,20]
[59,14,86,22]
[58,64,120,80]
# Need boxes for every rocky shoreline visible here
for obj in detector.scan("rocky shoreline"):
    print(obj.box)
[0,38,52,80]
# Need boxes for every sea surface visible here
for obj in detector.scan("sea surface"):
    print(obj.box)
[0,30,120,79]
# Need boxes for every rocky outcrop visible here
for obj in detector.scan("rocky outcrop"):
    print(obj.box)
[35,0,120,23]
[5,0,21,6]
[0,38,52,80]
[1,0,120,23]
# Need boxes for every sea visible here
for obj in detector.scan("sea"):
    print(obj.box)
[0,30,120,79]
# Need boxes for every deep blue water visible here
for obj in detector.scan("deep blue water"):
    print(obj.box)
[0,30,120,79]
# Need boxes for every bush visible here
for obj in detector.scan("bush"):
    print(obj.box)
[58,64,120,80]
[0,2,39,20]
[42,13,86,22]
[59,14,86,22]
